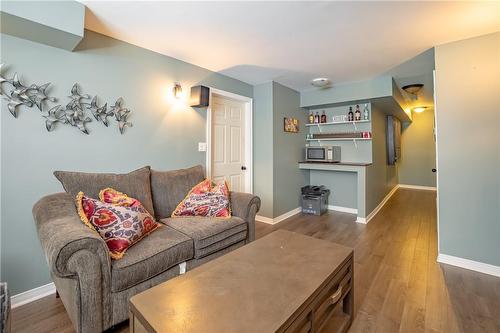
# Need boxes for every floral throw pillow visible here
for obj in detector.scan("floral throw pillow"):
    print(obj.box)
[76,191,160,259]
[99,187,142,208]
[171,179,231,218]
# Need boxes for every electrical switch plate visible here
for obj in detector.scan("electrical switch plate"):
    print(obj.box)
[198,142,207,152]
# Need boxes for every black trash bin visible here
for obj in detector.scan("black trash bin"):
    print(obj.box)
[301,186,330,216]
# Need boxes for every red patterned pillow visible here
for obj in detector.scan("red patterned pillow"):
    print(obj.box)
[76,191,160,259]
[99,187,142,208]
[171,179,231,218]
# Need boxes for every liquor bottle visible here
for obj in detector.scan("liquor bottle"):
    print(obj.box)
[363,104,369,120]
[355,105,361,121]
[314,112,320,123]
[320,110,327,123]
[348,107,354,122]
[308,112,314,124]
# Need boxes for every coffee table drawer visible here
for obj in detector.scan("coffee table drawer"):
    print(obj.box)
[284,256,353,333]
[284,310,312,333]
[314,260,352,328]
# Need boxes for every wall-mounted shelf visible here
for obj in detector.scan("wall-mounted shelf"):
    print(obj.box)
[305,120,370,126]
[307,138,372,141]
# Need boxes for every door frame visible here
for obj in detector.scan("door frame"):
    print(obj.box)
[433,69,440,254]
[206,87,253,194]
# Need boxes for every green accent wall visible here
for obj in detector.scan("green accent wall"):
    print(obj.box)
[253,82,274,217]
[399,109,436,187]
[434,32,500,266]
[272,82,309,216]
[300,75,393,108]
[0,0,85,50]
[365,106,398,214]
[253,82,307,218]
[0,30,252,294]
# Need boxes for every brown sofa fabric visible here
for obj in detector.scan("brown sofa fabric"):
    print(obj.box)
[54,166,155,215]
[34,165,261,333]
[111,226,193,292]
[162,216,247,259]
[150,165,205,219]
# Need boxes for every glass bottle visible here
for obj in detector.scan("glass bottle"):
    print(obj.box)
[320,110,327,123]
[348,107,354,122]
[314,112,320,123]
[355,105,361,121]
[363,104,370,120]
[309,111,314,124]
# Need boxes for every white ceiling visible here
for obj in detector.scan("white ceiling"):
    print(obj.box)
[81,1,500,91]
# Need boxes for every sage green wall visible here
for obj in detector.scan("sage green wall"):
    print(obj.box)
[434,32,500,266]
[272,82,308,216]
[253,82,307,218]
[0,1,84,50]
[253,82,274,217]
[300,75,393,108]
[399,109,436,187]
[0,30,252,294]
[309,171,357,209]
[365,106,398,214]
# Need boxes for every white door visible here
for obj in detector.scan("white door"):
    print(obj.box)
[211,95,246,192]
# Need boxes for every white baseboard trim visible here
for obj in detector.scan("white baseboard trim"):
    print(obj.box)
[361,184,400,224]
[256,207,302,225]
[328,205,358,215]
[356,217,367,223]
[11,282,56,309]
[399,184,437,191]
[437,253,500,277]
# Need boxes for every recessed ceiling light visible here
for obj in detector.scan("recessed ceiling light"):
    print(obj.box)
[311,78,331,88]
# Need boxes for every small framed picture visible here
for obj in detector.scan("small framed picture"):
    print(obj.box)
[284,117,299,133]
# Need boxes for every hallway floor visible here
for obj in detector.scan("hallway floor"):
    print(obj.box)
[12,189,500,333]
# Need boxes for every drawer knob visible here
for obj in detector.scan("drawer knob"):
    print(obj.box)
[329,286,343,305]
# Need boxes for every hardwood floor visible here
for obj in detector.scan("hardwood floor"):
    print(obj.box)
[12,189,500,333]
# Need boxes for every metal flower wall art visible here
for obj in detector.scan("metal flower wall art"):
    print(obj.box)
[0,64,133,135]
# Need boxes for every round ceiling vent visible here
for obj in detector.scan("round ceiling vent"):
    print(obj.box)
[310,77,331,88]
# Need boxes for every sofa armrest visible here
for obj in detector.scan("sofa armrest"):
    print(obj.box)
[33,193,112,332]
[230,192,261,242]
[33,193,111,278]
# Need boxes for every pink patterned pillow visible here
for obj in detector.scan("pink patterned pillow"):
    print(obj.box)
[99,187,142,208]
[76,192,160,259]
[171,179,231,218]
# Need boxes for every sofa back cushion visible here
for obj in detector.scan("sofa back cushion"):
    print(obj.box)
[151,165,205,219]
[54,166,155,215]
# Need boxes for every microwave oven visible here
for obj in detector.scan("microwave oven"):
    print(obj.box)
[305,146,341,162]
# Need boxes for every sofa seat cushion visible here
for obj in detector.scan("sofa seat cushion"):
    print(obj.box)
[111,225,193,292]
[161,217,247,259]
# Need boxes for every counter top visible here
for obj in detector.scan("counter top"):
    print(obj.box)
[299,161,372,167]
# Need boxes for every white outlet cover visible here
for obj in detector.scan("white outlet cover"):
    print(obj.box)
[198,142,207,152]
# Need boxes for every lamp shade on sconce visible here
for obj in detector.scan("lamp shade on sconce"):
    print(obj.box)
[173,82,182,99]
[190,85,210,107]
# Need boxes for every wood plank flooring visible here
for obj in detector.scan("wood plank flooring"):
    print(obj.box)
[11,189,500,333]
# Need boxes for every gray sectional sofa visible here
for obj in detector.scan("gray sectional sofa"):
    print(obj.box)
[33,165,260,333]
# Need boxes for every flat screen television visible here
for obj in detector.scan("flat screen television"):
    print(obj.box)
[386,115,401,165]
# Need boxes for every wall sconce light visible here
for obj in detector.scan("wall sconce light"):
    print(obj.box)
[402,83,424,100]
[412,106,427,113]
[190,85,210,107]
[173,82,182,99]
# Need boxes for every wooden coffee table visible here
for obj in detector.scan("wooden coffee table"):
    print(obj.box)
[130,230,354,333]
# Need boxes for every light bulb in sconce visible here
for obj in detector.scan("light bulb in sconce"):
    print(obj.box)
[412,106,427,113]
[173,82,182,99]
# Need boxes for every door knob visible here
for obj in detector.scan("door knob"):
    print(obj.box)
[241,166,247,170]
[432,168,436,173]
